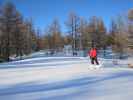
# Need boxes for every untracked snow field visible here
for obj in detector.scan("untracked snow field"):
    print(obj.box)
[0,57,133,100]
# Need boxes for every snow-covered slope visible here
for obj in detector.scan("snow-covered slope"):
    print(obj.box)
[0,56,133,100]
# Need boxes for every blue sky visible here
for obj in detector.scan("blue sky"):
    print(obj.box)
[0,0,133,33]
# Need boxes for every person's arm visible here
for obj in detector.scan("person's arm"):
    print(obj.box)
[89,50,92,58]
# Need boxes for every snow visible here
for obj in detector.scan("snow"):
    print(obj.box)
[0,54,133,100]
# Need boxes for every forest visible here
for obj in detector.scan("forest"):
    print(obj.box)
[0,2,133,62]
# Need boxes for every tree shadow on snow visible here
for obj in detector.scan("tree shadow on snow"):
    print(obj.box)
[0,71,133,100]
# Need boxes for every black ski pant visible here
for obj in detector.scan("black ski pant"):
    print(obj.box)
[90,57,99,65]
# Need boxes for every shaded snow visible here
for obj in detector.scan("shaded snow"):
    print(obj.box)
[0,56,133,100]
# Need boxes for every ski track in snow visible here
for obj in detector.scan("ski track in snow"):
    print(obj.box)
[0,56,133,100]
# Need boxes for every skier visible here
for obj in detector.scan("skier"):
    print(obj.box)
[89,47,99,65]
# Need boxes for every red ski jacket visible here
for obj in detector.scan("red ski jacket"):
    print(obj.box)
[89,49,97,58]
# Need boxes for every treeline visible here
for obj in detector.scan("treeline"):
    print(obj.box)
[109,11,133,58]
[43,12,133,57]
[0,2,133,61]
[0,3,39,61]
[43,13,107,52]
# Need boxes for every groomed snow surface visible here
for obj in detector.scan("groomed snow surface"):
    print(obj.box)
[0,55,133,100]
